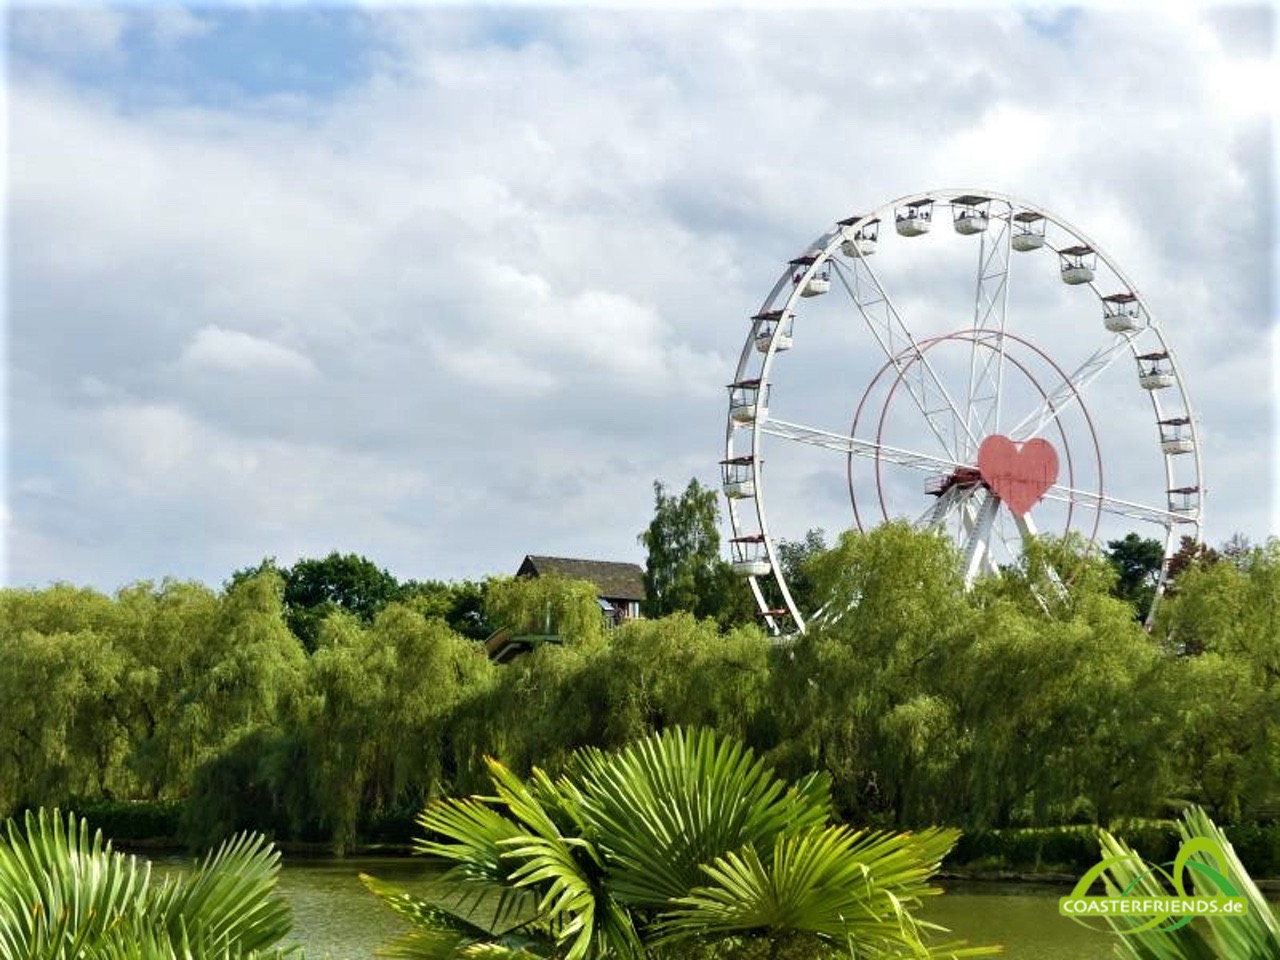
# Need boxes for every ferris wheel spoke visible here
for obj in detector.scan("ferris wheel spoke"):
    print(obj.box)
[831,257,980,461]
[963,205,1013,454]
[1040,483,1190,528]
[1006,334,1136,441]
[762,418,964,475]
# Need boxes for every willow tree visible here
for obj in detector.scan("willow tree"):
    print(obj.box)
[0,626,128,815]
[598,613,772,748]
[287,604,493,853]
[111,579,223,800]
[1155,539,1280,820]
[778,522,971,823]
[484,574,606,648]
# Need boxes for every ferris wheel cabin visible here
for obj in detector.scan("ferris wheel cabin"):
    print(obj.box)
[728,378,769,425]
[1011,211,1047,251]
[837,215,879,256]
[1102,292,1142,333]
[730,535,772,577]
[720,456,757,499]
[895,198,934,237]
[951,195,991,235]
[790,253,831,297]
[1137,352,1176,390]
[1168,486,1201,516]
[1159,417,1195,455]
[1059,245,1097,284]
[753,310,794,353]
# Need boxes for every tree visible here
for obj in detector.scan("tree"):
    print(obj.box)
[280,552,404,651]
[484,574,606,648]
[1154,539,1280,819]
[771,528,828,616]
[598,614,772,748]
[637,481,747,632]
[111,579,223,801]
[1165,534,1220,587]
[401,577,493,640]
[638,478,732,621]
[1104,532,1165,622]
[1219,531,1255,568]
[362,727,993,959]
[0,626,128,815]
[778,523,972,823]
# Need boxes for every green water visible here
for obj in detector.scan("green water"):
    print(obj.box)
[271,858,1118,959]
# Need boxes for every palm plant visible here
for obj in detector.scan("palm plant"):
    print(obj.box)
[0,807,299,959]
[363,726,995,959]
[1097,806,1279,959]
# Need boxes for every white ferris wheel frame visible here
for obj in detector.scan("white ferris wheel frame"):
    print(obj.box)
[723,188,1204,636]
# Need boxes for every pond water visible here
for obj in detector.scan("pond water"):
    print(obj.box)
[268,857,1121,959]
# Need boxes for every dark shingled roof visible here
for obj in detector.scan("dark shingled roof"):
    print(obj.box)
[517,555,646,602]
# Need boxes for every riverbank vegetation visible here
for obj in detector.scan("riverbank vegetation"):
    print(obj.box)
[2,516,1277,871]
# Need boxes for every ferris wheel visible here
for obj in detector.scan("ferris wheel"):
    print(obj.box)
[722,189,1203,635]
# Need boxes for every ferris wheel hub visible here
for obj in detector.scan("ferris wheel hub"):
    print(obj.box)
[976,435,1060,518]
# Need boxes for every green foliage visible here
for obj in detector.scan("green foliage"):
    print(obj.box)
[67,799,184,843]
[484,640,613,776]
[364,727,992,960]
[0,807,298,959]
[485,575,606,649]
[3,530,1278,864]
[771,528,828,616]
[597,614,771,747]
[777,523,971,823]
[1154,539,1280,821]
[638,479,746,624]
[284,605,495,853]
[402,578,493,640]
[279,552,403,651]
[1105,532,1165,621]
[180,730,303,850]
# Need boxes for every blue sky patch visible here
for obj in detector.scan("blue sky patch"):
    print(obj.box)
[1021,6,1081,46]
[9,7,380,109]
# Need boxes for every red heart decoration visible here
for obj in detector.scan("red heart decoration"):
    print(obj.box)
[976,435,1059,516]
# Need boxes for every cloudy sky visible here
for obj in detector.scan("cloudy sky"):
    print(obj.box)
[4,2,1276,592]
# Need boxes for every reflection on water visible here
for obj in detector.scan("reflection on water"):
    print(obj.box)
[276,857,437,960]
[921,881,1114,959]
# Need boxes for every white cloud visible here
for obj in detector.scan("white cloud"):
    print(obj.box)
[5,6,1275,592]
[179,326,318,378]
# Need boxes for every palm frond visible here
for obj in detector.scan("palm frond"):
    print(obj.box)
[0,808,297,960]
[0,808,152,958]
[367,728,987,960]
[655,825,995,959]
[150,831,294,956]
[360,873,554,960]
[414,796,540,931]
[503,832,643,960]
[1102,806,1280,960]
[571,726,833,909]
